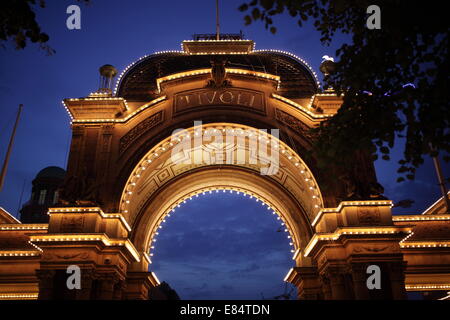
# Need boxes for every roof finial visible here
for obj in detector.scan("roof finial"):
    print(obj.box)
[216,0,220,40]
[98,64,118,95]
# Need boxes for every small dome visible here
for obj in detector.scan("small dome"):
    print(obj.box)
[99,64,118,78]
[35,166,66,180]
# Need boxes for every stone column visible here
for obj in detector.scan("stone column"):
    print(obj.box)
[330,275,347,299]
[320,276,332,300]
[124,280,148,300]
[97,273,117,300]
[76,269,95,300]
[113,280,127,300]
[388,261,407,300]
[350,264,370,299]
[325,268,351,300]
[36,269,55,300]
[124,272,156,300]
[294,267,323,300]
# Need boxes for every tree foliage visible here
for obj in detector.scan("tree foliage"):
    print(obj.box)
[240,0,449,182]
[0,0,88,54]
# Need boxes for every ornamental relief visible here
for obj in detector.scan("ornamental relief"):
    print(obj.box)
[43,252,90,261]
[352,245,400,254]
[119,110,164,154]
[60,216,85,233]
[357,207,381,225]
[275,108,312,137]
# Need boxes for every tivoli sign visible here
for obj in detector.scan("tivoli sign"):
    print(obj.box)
[174,88,265,114]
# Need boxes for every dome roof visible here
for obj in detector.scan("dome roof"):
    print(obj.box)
[35,166,66,180]
[115,49,319,101]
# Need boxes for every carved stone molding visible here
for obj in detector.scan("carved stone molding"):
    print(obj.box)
[357,207,381,225]
[43,252,90,261]
[119,111,164,154]
[353,245,389,253]
[275,108,311,136]
[60,216,85,233]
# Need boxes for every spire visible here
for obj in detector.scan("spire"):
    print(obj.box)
[216,0,220,40]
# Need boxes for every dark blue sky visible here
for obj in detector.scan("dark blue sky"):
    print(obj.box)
[0,0,448,299]
[151,192,295,300]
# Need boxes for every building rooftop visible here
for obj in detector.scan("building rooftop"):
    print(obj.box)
[115,39,320,101]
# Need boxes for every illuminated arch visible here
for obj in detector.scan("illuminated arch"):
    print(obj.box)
[119,123,326,270]
[120,123,324,217]
[130,166,313,268]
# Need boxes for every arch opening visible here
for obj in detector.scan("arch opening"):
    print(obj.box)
[148,190,298,300]
[148,186,298,260]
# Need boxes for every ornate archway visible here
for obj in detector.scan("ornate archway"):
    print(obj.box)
[117,123,324,272]
[1,37,449,300]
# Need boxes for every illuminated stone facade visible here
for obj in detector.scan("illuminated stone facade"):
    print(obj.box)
[0,38,449,300]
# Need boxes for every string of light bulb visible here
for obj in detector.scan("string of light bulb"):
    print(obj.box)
[146,186,299,262]
[120,124,324,220]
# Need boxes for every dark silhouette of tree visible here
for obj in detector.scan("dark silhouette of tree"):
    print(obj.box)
[239,0,449,182]
[0,0,88,54]
[273,282,294,300]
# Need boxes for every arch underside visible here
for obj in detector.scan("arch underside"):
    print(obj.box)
[132,167,313,254]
